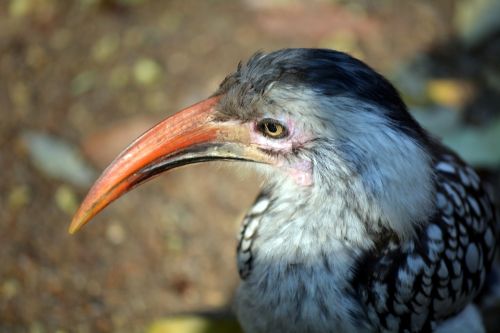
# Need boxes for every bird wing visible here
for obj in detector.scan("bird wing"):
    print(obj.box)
[354,150,497,332]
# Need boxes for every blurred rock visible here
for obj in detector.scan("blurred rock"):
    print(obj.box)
[148,315,242,333]
[204,289,226,307]
[49,29,72,50]
[113,0,145,5]
[165,232,184,253]
[426,79,475,108]
[393,61,475,108]
[158,11,182,34]
[145,90,170,114]
[390,55,433,106]
[22,131,96,187]
[82,116,156,167]
[243,0,298,10]
[108,65,130,89]
[26,45,48,70]
[54,185,79,215]
[9,0,33,17]
[92,34,120,62]
[30,322,44,333]
[10,82,31,115]
[86,279,102,296]
[8,184,31,211]
[250,2,378,42]
[71,71,97,96]
[106,222,126,245]
[455,0,500,47]
[442,119,500,167]
[319,30,364,59]
[412,107,500,167]
[134,58,162,86]
[1,279,20,300]
[484,68,500,92]
[123,27,145,48]
[412,106,462,136]
[167,52,189,75]
[8,0,57,23]
[68,103,93,130]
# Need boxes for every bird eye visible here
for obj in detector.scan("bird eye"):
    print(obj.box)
[257,119,288,139]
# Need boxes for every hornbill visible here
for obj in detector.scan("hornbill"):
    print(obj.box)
[70,49,497,333]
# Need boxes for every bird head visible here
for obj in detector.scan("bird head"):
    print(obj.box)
[70,49,436,239]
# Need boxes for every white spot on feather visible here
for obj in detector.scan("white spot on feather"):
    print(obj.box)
[484,228,495,249]
[465,243,480,273]
[373,282,388,312]
[458,169,471,186]
[444,183,461,207]
[436,162,456,173]
[436,193,447,210]
[407,254,425,273]
[243,218,260,239]
[467,196,481,216]
[241,238,252,251]
[438,261,449,279]
[445,249,456,260]
[251,198,270,215]
[427,224,442,240]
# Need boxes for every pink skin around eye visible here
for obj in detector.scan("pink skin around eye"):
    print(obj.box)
[247,119,313,186]
[281,159,313,186]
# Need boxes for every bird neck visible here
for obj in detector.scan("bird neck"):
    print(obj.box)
[259,145,434,255]
[272,180,380,243]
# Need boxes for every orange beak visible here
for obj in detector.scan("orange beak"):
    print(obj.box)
[69,96,267,234]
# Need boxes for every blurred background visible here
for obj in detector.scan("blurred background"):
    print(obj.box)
[1,0,500,332]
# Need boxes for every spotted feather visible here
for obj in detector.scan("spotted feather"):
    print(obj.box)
[355,149,497,332]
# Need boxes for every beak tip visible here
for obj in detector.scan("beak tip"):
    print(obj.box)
[69,213,86,234]
[68,222,80,235]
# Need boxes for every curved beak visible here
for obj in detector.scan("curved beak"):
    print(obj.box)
[69,96,267,234]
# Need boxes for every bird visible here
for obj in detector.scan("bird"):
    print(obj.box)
[70,48,497,333]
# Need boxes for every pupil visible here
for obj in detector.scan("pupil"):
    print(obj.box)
[267,123,277,133]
